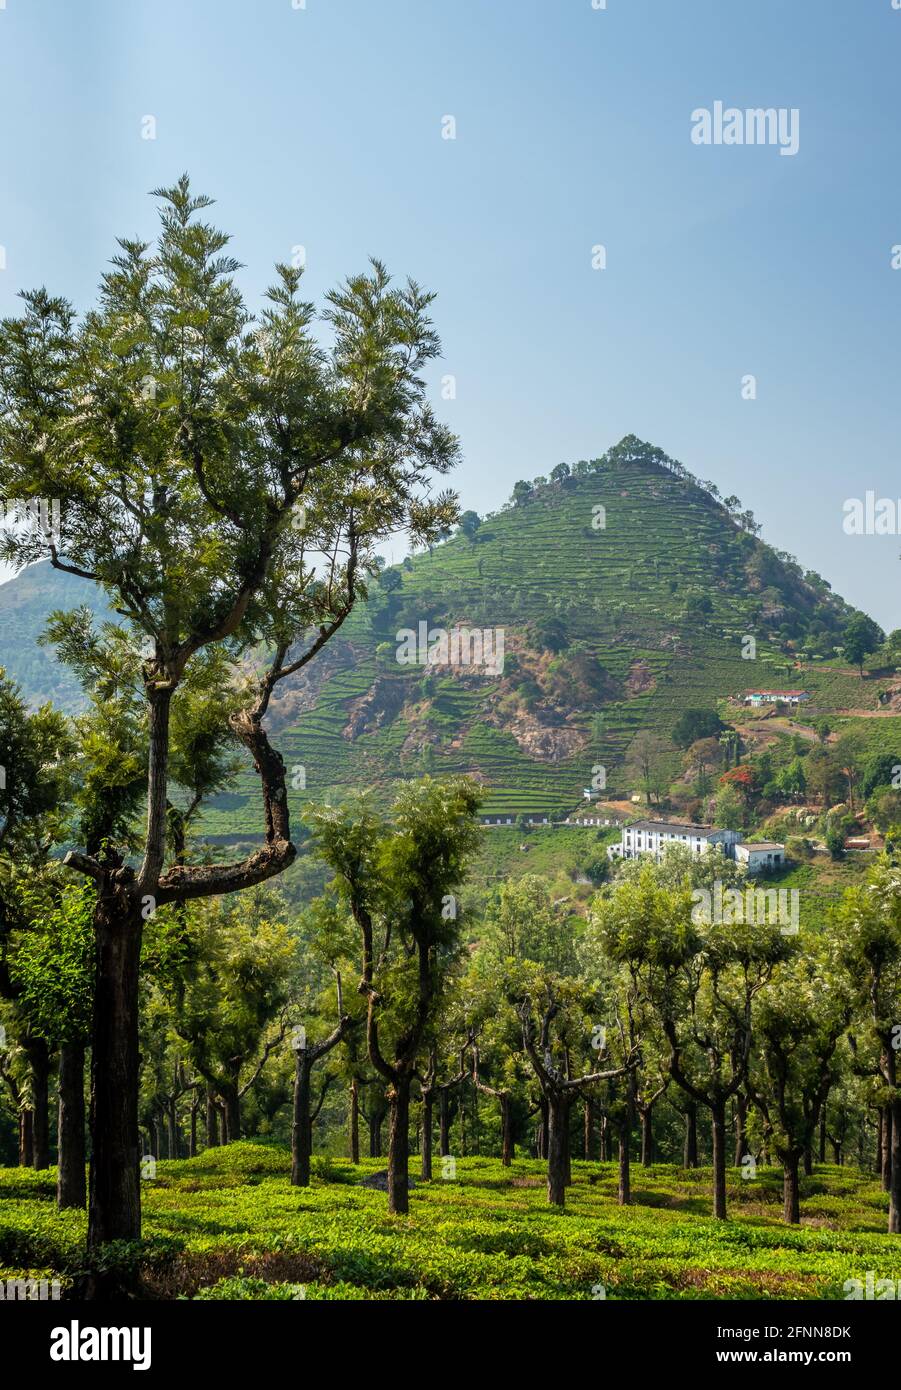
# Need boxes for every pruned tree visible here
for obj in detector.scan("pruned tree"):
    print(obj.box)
[10,882,93,1205]
[0,670,76,1182]
[746,937,852,1222]
[290,970,356,1187]
[659,919,791,1219]
[836,859,901,1232]
[308,776,481,1212]
[516,971,637,1207]
[161,888,297,1143]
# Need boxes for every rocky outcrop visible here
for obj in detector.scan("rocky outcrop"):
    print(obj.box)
[343,677,406,740]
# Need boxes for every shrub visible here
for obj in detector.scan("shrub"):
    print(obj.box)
[825,826,845,859]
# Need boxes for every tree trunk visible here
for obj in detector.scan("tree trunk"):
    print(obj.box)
[167,1097,179,1159]
[684,1102,698,1168]
[783,1152,801,1224]
[599,1112,608,1162]
[711,1101,728,1220]
[546,1097,569,1207]
[26,1038,51,1170]
[803,1145,813,1177]
[291,1054,312,1187]
[205,1090,219,1148]
[57,1042,86,1209]
[537,1096,549,1160]
[148,1114,160,1160]
[818,1110,827,1164]
[640,1107,653,1167]
[832,1139,843,1165]
[501,1095,514,1167]
[221,1085,241,1144]
[387,1074,411,1215]
[438,1088,450,1157]
[88,679,175,1251]
[369,1103,384,1158]
[563,1111,572,1187]
[421,1090,433,1181]
[882,1105,893,1192]
[583,1096,593,1161]
[617,1117,631,1205]
[890,1096,901,1235]
[733,1092,747,1167]
[350,1078,360,1164]
[88,893,143,1247]
[189,1097,198,1158]
[18,1108,33,1167]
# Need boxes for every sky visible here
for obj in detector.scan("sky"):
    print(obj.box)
[0,0,899,627]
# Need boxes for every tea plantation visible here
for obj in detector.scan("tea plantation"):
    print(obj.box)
[1,1142,897,1301]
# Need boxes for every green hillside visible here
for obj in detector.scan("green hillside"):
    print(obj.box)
[199,436,882,833]
[0,437,892,837]
[0,561,111,713]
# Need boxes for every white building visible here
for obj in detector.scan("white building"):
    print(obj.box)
[734,841,785,873]
[743,690,809,708]
[480,814,549,827]
[608,819,741,862]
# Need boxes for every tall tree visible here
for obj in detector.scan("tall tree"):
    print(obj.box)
[842,613,883,677]
[589,865,789,1218]
[0,177,458,1248]
[585,869,694,1203]
[625,731,669,806]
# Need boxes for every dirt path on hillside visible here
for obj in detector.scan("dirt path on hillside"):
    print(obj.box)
[833,708,901,718]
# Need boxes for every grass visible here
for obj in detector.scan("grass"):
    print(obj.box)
[722,854,876,930]
[1,1142,897,1301]
[465,825,620,889]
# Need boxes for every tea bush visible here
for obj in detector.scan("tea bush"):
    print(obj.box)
[1,1143,897,1301]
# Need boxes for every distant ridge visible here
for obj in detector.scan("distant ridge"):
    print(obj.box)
[0,560,110,712]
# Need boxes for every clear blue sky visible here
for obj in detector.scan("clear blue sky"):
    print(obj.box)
[1,0,899,627]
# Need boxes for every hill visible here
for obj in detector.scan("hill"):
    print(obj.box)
[0,561,111,712]
[0,436,893,836]
[203,435,885,834]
